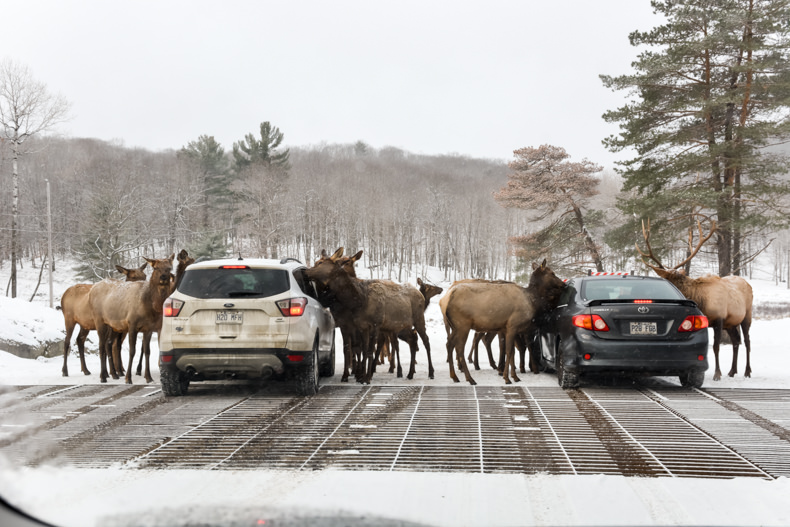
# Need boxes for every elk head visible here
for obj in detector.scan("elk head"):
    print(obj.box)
[635,217,716,283]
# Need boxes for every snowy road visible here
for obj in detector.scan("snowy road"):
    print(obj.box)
[2,381,788,479]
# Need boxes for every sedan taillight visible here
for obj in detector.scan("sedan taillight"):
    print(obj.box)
[572,314,610,332]
[679,315,709,332]
[163,298,184,317]
[276,297,307,317]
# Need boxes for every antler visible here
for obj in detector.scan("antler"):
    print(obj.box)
[671,218,716,270]
[635,217,717,271]
[635,219,665,269]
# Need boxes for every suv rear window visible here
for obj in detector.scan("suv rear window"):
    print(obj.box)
[581,279,683,301]
[177,268,290,299]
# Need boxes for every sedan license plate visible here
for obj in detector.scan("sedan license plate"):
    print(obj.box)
[216,310,243,324]
[630,321,657,335]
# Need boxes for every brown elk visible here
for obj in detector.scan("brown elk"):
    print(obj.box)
[379,278,443,378]
[313,248,364,382]
[60,264,147,377]
[443,260,566,385]
[89,254,174,383]
[636,219,754,381]
[306,248,432,384]
[129,249,195,378]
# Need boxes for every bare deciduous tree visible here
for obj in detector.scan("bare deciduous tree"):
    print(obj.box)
[0,58,70,297]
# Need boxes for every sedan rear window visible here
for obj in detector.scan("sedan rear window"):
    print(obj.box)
[581,279,683,301]
[177,268,290,299]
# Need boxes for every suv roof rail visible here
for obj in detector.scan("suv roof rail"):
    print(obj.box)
[279,257,303,265]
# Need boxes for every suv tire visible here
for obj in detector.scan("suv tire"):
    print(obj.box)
[161,368,189,396]
[679,369,705,388]
[296,340,320,396]
[319,335,336,378]
[556,345,579,389]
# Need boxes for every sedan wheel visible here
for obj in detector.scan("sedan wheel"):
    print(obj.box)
[556,345,579,389]
[296,340,320,396]
[679,369,705,388]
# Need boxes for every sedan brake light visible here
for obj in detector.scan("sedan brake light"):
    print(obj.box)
[679,315,709,332]
[276,297,308,317]
[572,314,609,332]
[163,298,184,317]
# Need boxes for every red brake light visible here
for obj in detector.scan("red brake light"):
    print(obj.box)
[679,315,709,332]
[634,299,653,304]
[221,265,249,269]
[277,297,307,317]
[572,314,609,332]
[163,298,184,317]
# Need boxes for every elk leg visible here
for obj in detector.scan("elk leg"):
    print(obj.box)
[136,332,145,376]
[742,320,752,378]
[469,332,481,370]
[76,327,91,376]
[142,332,153,383]
[416,326,434,380]
[125,329,138,384]
[497,334,506,376]
[711,320,723,381]
[503,332,520,384]
[96,325,110,383]
[62,322,75,377]
[515,333,527,374]
[105,332,120,380]
[726,326,741,378]
[452,328,476,385]
[484,332,497,370]
[112,332,125,377]
[340,327,352,383]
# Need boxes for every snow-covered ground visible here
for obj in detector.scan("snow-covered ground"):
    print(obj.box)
[1,258,789,526]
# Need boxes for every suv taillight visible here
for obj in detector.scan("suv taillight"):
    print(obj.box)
[164,298,184,317]
[276,297,307,317]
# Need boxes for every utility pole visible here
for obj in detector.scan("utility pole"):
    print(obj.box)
[46,179,53,308]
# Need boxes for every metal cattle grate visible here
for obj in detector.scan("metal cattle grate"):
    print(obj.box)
[0,383,785,479]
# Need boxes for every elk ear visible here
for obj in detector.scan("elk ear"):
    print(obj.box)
[143,257,155,267]
[178,249,188,259]
[115,265,126,275]
[138,263,147,272]
[168,253,175,262]
[540,258,547,268]
[331,247,344,261]
[417,278,424,286]
[321,249,328,257]
[351,250,363,262]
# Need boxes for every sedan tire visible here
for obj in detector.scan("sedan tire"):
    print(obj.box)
[160,368,189,397]
[679,369,705,389]
[556,345,579,389]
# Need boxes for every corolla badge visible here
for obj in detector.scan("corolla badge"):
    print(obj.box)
[637,306,650,313]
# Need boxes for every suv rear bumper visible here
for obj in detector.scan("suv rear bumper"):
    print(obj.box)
[160,348,312,381]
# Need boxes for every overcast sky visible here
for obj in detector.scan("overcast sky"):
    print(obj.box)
[3,1,662,170]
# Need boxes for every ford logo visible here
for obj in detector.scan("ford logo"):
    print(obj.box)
[224,303,235,308]
[638,306,650,313]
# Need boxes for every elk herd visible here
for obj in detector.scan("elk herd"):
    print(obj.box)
[59,229,756,388]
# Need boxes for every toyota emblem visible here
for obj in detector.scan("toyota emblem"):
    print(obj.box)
[638,306,650,313]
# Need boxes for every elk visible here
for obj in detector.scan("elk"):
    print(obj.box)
[313,248,364,382]
[636,219,754,381]
[60,264,147,377]
[379,278,443,378]
[443,260,566,385]
[89,254,174,383]
[306,248,432,384]
[129,249,195,378]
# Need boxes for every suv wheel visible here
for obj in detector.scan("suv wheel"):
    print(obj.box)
[556,345,579,389]
[296,340,320,396]
[161,368,189,396]
[319,335,336,378]
[679,369,705,388]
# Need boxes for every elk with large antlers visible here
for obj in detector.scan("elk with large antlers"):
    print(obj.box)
[636,219,754,381]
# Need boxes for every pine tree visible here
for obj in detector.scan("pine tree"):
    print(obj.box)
[179,135,231,229]
[232,121,290,173]
[601,0,790,275]
[493,145,606,272]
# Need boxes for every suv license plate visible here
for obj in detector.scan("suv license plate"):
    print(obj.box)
[630,322,657,335]
[216,311,243,324]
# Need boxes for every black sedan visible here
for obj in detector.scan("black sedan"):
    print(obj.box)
[539,274,709,389]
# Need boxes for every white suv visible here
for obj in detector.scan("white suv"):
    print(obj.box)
[158,257,335,396]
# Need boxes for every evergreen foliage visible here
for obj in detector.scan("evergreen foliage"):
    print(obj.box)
[601,0,790,275]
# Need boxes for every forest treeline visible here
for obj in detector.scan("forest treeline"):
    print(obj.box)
[1,134,788,293]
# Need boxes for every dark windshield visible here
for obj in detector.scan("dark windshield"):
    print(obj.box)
[177,268,290,299]
[581,278,683,301]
